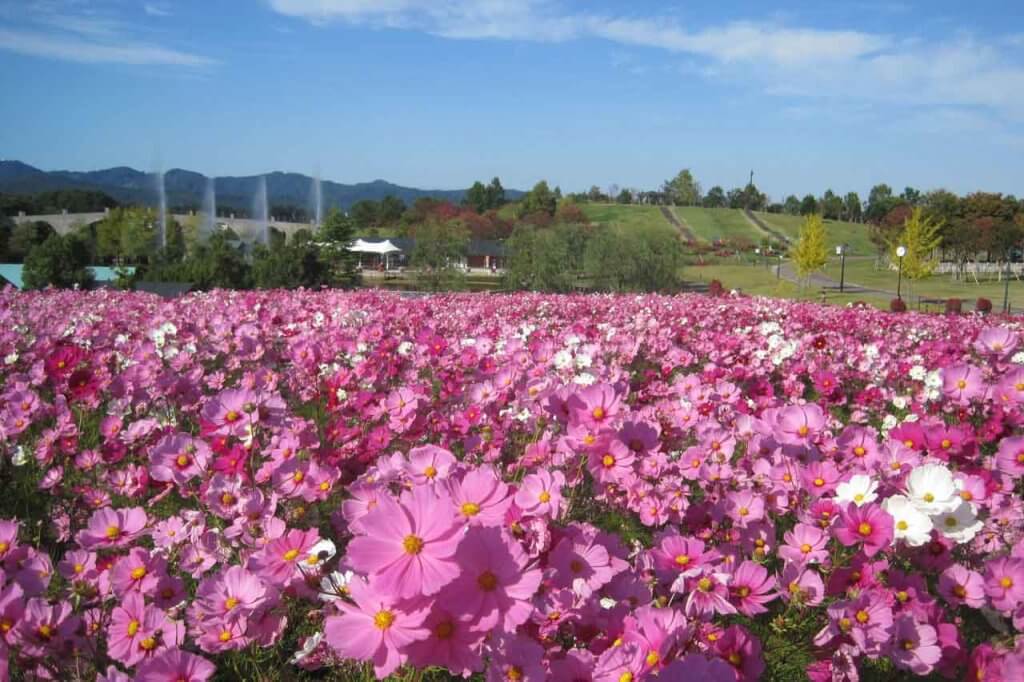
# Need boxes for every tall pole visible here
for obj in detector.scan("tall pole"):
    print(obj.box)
[1004,256,1012,314]
[840,249,847,293]
[897,256,904,300]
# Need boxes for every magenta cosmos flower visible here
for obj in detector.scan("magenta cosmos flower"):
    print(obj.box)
[728,561,778,616]
[346,485,462,599]
[833,503,893,557]
[246,528,320,586]
[323,576,429,678]
[985,557,1024,612]
[135,648,215,682]
[996,436,1024,479]
[448,465,512,527]
[567,383,621,430]
[774,404,826,445]
[76,506,147,549]
[780,523,829,566]
[890,614,941,675]
[149,433,210,486]
[200,388,258,438]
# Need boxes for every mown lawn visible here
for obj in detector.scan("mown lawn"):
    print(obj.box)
[754,212,875,255]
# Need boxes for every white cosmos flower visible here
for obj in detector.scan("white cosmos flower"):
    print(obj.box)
[552,350,573,370]
[931,502,984,544]
[319,569,353,602]
[573,372,596,386]
[905,463,961,515]
[397,341,413,356]
[835,475,878,506]
[304,539,337,569]
[11,446,29,467]
[882,494,934,547]
[289,631,323,664]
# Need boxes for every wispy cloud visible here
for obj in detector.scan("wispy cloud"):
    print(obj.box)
[266,0,1024,128]
[0,0,211,66]
[144,3,172,18]
[0,27,214,65]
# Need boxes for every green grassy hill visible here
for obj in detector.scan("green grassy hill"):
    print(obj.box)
[579,203,673,232]
[673,207,769,244]
[754,212,875,255]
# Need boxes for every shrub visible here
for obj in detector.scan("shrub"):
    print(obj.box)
[977,297,993,314]
[708,279,725,297]
[889,297,907,313]
[945,298,962,314]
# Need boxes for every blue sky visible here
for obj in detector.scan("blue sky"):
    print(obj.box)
[1,1,1022,200]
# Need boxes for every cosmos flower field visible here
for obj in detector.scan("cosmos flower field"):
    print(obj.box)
[2,288,1024,681]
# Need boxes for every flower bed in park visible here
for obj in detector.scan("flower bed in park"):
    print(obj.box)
[1,287,1023,680]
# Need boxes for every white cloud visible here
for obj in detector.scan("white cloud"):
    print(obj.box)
[0,27,214,66]
[0,0,212,67]
[267,0,1024,125]
[144,3,172,17]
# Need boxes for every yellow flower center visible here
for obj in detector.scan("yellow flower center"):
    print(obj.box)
[923,493,934,503]
[697,577,713,592]
[902,639,916,650]
[800,543,812,554]
[602,454,615,468]
[38,624,52,639]
[434,620,454,639]
[283,549,300,562]
[423,465,437,480]
[221,493,236,505]
[460,502,481,516]
[738,506,749,516]
[617,674,632,682]
[853,446,866,457]
[944,516,958,528]
[319,481,330,491]
[956,379,967,390]
[105,525,121,540]
[855,610,869,624]
[293,471,304,483]
[646,650,660,666]
[507,666,523,681]
[941,439,952,449]
[592,407,605,420]
[225,410,239,422]
[538,491,551,503]
[127,620,140,636]
[403,535,424,555]
[729,652,742,665]
[798,425,809,437]
[73,563,84,574]
[131,567,147,580]
[1000,577,1013,589]
[225,597,239,610]
[839,617,852,632]
[219,630,232,642]
[857,522,872,537]
[176,454,189,467]
[953,585,967,597]
[140,636,157,650]
[373,610,395,630]
[813,477,825,487]
[897,520,909,531]
[674,554,690,566]
[737,586,750,597]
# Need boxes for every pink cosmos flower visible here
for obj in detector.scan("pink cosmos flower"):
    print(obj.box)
[346,485,461,599]
[76,506,147,549]
[16,597,80,658]
[621,605,689,671]
[938,564,986,608]
[661,654,736,681]
[802,460,841,497]
[774,404,826,445]
[680,570,736,619]
[567,383,621,429]
[246,528,320,586]
[833,502,893,557]
[548,525,624,598]
[109,547,166,598]
[725,490,764,527]
[941,364,985,404]
[438,526,541,633]
[486,634,546,682]
[448,465,512,527]
[890,614,941,675]
[588,438,636,484]
[405,607,484,677]
[728,561,778,616]
[194,566,268,623]
[135,648,216,682]
[200,388,258,438]
[780,565,824,606]
[996,436,1024,479]
[985,557,1024,612]
[149,433,210,486]
[404,445,457,485]
[513,469,566,519]
[107,592,178,667]
[712,624,765,681]
[651,535,718,582]
[974,326,1018,357]
[779,523,829,566]
[323,576,429,678]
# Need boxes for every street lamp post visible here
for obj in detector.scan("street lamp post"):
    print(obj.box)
[896,245,907,301]
[836,244,847,293]
[1003,255,1012,315]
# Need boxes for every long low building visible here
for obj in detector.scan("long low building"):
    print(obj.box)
[351,237,506,270]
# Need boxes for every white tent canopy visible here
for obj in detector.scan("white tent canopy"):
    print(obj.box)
[347,238,402,254]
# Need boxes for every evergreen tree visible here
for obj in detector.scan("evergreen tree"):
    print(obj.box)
[791,214,828,284]
[317,208,360,287]
[22,233,94,289]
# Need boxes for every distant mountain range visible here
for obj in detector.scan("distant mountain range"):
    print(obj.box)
[0,160,522,213]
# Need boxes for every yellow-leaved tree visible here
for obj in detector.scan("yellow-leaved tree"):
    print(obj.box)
[892,207,943,280]
[791,213,828,286]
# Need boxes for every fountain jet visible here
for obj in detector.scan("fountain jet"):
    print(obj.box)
[311,170,322,226]
[253,175,269,245]
[155,170,166,249]
[202,176,217,240]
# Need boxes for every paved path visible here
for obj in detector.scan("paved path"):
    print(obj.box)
[777,258,900,299]
[659,206,698,242]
